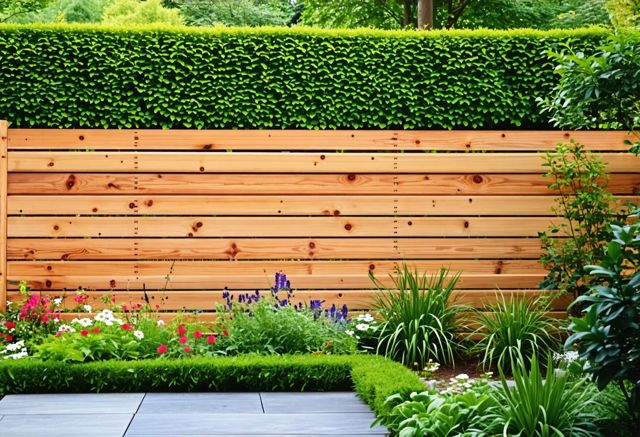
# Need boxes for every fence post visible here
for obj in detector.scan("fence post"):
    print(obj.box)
[0,120,7,312]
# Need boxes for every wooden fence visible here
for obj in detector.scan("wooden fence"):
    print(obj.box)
[1,122,639,320]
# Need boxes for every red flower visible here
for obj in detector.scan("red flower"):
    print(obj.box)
[80,330,89,336]
[207,335,216,344]
[183,346,192,353]
[55,332,62,337]
[121,324,134,331]
[121,305,129,312]
[193,331,202,339]
[157,344,168,354]
[177,324,187,335]
[6,335,13,342]
[223,330,229,337]
[178,336,188,344]
[92,327,101,334]
[41,315,49,323]
[5,321,16,329]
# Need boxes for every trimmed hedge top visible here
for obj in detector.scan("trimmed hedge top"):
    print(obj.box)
[0,24,624,129]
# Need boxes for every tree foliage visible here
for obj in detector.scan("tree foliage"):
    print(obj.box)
[179,0,296,27]
[102,0,183,25]
[0,0,52,22]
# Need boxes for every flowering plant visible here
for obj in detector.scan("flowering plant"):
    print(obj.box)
[154,322,224,358]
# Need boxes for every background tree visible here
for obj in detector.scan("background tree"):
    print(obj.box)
[102,0,183,25]
[0,0,52,22]
[179,0,297,27]
[607,0,640,28]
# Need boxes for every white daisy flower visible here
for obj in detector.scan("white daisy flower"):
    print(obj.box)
[133,330,144,340]
[83,305,92,312]
[355,323,369,331]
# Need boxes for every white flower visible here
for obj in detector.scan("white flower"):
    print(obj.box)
[345,330,354,336]
[52,298,63,306]
[455,374,469,380]
[356,313,374,323]
[6,300,11,306]
[83,305,92,312]
[113,318,124,326]
[57,324,75,333]
[355,323,369,331]
[133,330,144,340]
[94,313,106,322]
[5,341,25,352]
[157,320,165,327]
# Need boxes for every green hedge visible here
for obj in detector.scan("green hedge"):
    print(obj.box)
[0,354,424,415]
[0,24,618,129]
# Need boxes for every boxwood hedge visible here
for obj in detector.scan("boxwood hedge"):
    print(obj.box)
[0,24,618,129]
[0,354,424,415]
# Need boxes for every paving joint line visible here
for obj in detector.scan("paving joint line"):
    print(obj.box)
[258,392,265,414]
[122,392,147,437]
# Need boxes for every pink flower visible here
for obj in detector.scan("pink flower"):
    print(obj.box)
[121,324,134,331]
[177,324,187,335]
[193,331,202,339]
[80,330,89,336]
[121,305,129,312]
[92,327,101,334]
[178,336,188,344]
[183,346,192,353]
[5,321,16,329]
[157,344,168,354]
[74,294,88,304]
[207,335,216,344]
[41,315,49,323]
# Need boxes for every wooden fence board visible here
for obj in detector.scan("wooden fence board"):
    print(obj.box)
[10,173,639,195]
[9,151,639,174]
[7,216,561,237]
[7,237,544,260]
[8,129,633,151]
[0,121,7,311]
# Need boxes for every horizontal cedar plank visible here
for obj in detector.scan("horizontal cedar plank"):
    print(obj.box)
[7,129,632,151]
[9,173,639,195]
[9,152,639,173]
[7,195,562,216]
[52,311,568,323]
[6,237,543,260]
[7,216,561,237]
[8,260,544,276]
[9,274,545,291]
[9,194,637,216]
[8,290,571,311]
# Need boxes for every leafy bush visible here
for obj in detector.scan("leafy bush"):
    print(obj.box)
[470,293,561,373]
[373,379,498,436]
[494,353,601,437]
[180,0,295,27]
[539,141,618,297]
[217,274,357,355]
[0,25,614,129]
[102,0,183,25]
[565,216,640,428]
[370,265,462,368]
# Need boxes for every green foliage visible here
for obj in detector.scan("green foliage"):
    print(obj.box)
[494,353,601,437]
[539,141,617,297]
[219,299,357,355]
[102,0,183,25]
[540,33,640,131]
[470,293,561,373]
[565,217,640,427]
[180,0,295,27]
[370,265,462,368]
[0,0,51,22]
[0,354,425,415]
[374,383,499,437]
[607,0,640,28]
[0,24,613,129]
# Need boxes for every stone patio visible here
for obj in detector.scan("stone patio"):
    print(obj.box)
[0,392,388,436]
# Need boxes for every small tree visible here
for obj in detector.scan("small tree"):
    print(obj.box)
[102,0,184,25]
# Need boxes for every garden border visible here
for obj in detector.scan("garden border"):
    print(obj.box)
[0,354,424,415]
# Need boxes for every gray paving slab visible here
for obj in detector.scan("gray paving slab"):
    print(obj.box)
[126,413,385,435]
[0,393,145,415]
[260,392,371,413]
[138,393,263,414]
[0,413,133,437]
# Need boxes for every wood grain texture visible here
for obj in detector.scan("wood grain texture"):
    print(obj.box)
[10,173,639,195]
[7,237,544,260]
[9,151,639,173]
[7,216,562,237]
[7,129,632,151]
[0,121,7,311]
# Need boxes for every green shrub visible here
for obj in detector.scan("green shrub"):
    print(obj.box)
[0,354,425,415]
[370,265,462,368]
[0,24,618,129]
[565,216,640,428]
[180,0,295,27]
[102,0,183,25]
[470,293,561,373]
[494,353,600,437]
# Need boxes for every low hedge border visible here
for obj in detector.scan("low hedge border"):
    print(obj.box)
[0,354,424,415]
